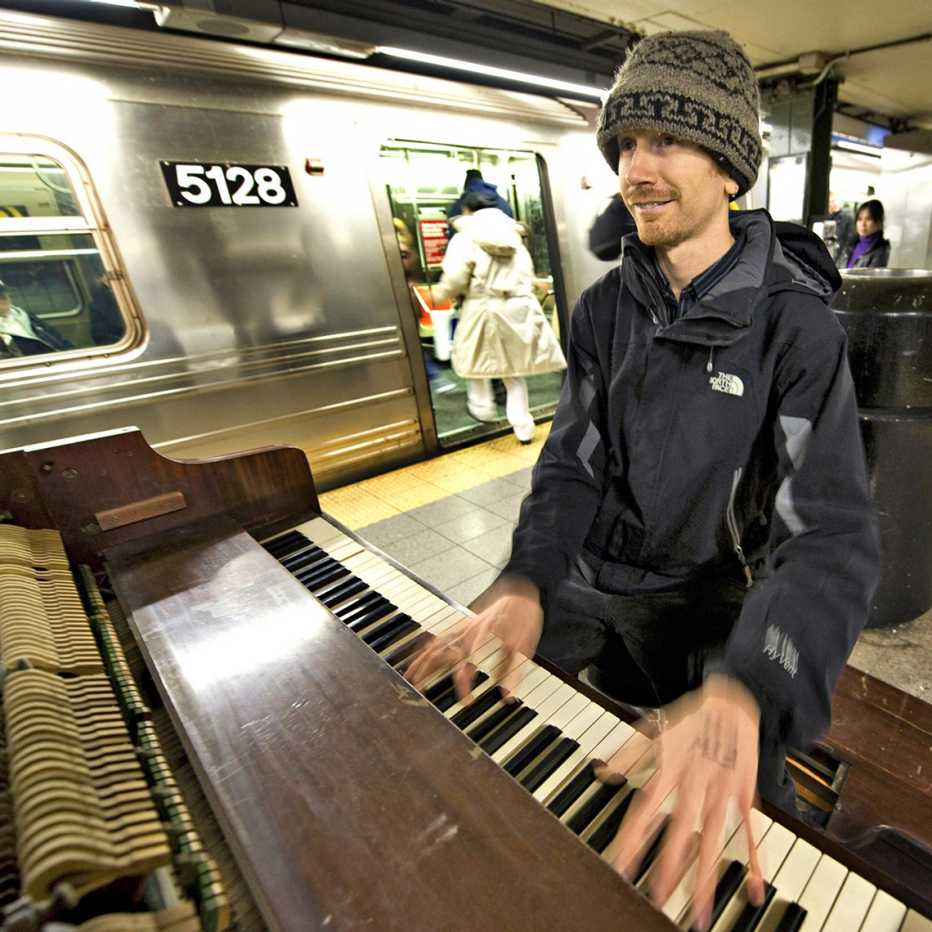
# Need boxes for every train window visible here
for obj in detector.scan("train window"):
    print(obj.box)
[381,140,564,446]
[0,145,136,364]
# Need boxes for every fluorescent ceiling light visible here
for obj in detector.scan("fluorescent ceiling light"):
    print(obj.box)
[379,46,605,100]
[81,0,147,6]
[833,140,883,157]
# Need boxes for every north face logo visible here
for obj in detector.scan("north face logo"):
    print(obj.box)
[709,371,744,396]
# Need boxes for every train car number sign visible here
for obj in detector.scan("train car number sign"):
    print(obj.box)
[161,162,298,207]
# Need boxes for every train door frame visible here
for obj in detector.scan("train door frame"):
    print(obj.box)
[367,167,440,454]
[535,153,570,358]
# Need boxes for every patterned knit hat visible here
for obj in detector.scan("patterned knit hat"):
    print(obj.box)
[597,30,763,196]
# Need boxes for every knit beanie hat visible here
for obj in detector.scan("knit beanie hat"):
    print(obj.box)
[597,30,763,196]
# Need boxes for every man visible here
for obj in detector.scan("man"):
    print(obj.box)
[0,279,72,357]
[408,29,878,930]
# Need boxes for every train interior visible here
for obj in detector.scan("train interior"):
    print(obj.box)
[380,140,564,444]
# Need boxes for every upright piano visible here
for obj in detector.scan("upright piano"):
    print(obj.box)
[0,428,929,931]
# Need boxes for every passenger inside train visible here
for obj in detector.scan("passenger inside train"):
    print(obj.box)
[0,277,72,357]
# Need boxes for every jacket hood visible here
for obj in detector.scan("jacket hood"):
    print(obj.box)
[466,179,503,198]
[454,207,522,257]
[621,210,841,346]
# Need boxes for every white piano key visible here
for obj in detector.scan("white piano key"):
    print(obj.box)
[561,702,609,743]
[754,837,821,932]
[533,712,621,804]
[901,910,932,932]
[490,682,579,765]
[655,802,751,920]
[676,808,773,929]
[818,871,876,932]
[859,890,908,932]
[796,855,847,931]
[708,821,795,932]
[293,516,345,545]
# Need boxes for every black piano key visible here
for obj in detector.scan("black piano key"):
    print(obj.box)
[362,613,417,646]
[281,547,328,572]
[566,782,625,836]
[466,699,526,743]
[280,545,326,571]
[449,685,506,730]
[318,577,368,608]
[520,737,580,793]
[728,881,776,932]
[632,817,669,885]
[773,903,807,932]
[588,787,637,854]
[367,619,420,654]
[479,707,538,754]
[503,725,562,777]
[693,860,747,932]
[547,762,600,817]
[345,600,395,631]
[295,560,343,588]
[384,633,431,667]
[337,590,387,621]
[423,674,457,704]
[433,688,461,713]
[263,530,309,556]
[302,566,349,593]
[320,578,367,609]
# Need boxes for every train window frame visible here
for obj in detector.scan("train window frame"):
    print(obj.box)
[0,135,142,372]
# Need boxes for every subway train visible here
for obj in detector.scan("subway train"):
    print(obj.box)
[0,6,625,489]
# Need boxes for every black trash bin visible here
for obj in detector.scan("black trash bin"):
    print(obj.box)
[833,268,932,628]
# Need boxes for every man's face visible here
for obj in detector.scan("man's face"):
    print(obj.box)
[617,129,734,248]
[828,193,841,215]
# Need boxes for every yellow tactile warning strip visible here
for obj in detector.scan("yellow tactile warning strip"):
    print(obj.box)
[319,423,551,529]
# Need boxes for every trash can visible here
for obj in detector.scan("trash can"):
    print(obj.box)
[833,268,932,628]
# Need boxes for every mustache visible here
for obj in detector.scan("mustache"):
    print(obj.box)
[624,189,679,205]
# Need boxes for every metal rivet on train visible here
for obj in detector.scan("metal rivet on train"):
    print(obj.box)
[61,467,79,480]
[305,158,325,176]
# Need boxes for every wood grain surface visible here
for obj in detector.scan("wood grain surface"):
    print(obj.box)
[108,519,676,932]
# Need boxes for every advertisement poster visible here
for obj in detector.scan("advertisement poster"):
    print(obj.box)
[418,219,449,265]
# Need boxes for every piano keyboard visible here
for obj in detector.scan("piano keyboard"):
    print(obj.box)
[263,516,932,932]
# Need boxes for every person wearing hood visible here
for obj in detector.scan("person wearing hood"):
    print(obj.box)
[838,198,891,269]
[408,29,878,930]
[433,191,566,443]
[446,169,513,237]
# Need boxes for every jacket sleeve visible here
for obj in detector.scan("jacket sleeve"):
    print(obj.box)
[432,233,474,303]
[501,295,608,595]
[720,318,879,749]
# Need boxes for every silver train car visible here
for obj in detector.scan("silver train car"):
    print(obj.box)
[0,8,619,488]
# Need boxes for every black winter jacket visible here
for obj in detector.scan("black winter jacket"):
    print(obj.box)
[505,210,879,748]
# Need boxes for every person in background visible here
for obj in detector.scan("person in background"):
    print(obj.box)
[0,278,72,358]
[588,192,637,261]
[827,192,854,264]
[839,199,891,269]
[89,273,126,346]
[446,169,513,237]
[393,219,454,396]
[433,191,565,443]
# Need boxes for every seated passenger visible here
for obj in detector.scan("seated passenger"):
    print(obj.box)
[588,192,637,261]
[89,275,126,346]
[839,199,891,269]
[0,279,72,358]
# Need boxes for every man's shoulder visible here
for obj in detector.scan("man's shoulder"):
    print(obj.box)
[759,285,845,350]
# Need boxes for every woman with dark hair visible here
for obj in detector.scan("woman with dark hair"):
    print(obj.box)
[839,199,891,269]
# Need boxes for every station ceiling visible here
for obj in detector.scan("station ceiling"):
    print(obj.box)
[529,0,932,127]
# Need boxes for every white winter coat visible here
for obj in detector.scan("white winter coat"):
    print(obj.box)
[433,208,567,380]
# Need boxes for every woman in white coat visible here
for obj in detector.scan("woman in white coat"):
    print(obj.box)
[434,193,567,443]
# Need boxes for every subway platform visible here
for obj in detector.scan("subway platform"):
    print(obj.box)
[319,425,932,703]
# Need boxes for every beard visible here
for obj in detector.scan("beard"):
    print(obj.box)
[622,189,687,247]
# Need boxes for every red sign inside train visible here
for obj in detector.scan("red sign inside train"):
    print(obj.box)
[419,219,448,265]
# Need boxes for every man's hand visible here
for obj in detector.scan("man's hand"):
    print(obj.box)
[405,579,543,703]
[609,675,764,931]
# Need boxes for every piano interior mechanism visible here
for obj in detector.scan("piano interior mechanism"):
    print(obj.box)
[0,428,929,931]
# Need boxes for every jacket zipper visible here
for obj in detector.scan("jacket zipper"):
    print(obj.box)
[726,467,753,588]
